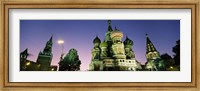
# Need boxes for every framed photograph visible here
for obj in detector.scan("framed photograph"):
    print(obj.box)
[1,0,199,91]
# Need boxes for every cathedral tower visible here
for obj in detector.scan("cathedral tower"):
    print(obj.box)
[20,48,29,71]
[110,27,126,59]
[36,36,53,71]
[145,34,165,71]
[105,20,113,42]
[20,48,28,61]
[145,34,160,61]
[92,36,101,60]
[124,36,135,59]
[90,36,104,71]
[105,20,114,57]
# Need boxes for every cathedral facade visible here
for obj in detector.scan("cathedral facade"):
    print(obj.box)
[89,20,142,71]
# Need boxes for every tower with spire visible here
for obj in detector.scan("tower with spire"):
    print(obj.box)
[145,34,160,61]
[20,48,29,71]
[20,48,29,61]
[92,36,101,60]
[145,34,166,71]
[124,36,135,59]
[36,35,53,71]
[89,20,142,71]
[105,20,113,42]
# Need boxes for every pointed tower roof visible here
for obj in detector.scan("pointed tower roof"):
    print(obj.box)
[107,20,113,32]
[20,48,28,56]
[93,36,101,44]
[49,35,53,43]
[45,35,53,47]
[21,48,28,54]
[146,34,157,53]
[42,35,53,55]
[24,48,28,54]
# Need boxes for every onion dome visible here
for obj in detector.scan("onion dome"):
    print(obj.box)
[100,41,108,48]
[93,36,101,44]
[124,36,133,45]
[110,27,123,39]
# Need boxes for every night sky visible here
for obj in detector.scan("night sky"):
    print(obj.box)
[20,20,180,71]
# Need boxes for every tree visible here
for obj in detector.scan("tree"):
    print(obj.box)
[160,53,175,68]
[173,40,180,66]
[59,48,81,71]
[157,59,166,71]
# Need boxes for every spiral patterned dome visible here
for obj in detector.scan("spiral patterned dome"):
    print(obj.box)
[110,28,123,39]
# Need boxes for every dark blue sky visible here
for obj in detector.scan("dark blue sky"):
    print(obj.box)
[20,20,180,70]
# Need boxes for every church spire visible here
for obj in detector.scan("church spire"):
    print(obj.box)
[108,20,111,25]
[107,20,113,32]
[42,36,53,55]
[146,34,157,53]
[105,20,113,42]
[49,35,53,43]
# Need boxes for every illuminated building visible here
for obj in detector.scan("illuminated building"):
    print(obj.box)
[89,20,142,71]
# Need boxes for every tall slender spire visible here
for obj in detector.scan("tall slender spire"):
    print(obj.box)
[49,35,53,43]
[42,36,53,55]
[146,34,157,53]
[108,20,111,25]
[107,20,113,31]
[105,20,113,42]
